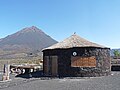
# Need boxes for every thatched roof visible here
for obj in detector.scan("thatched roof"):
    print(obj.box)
[43,34,108,50]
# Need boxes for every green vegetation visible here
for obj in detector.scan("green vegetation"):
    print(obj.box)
[113,50,120,57]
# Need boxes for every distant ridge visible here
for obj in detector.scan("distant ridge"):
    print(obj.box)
[0,26,58,59]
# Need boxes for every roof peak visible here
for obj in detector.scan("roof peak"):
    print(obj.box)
[73,32,76,34]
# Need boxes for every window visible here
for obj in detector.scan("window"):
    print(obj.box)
[71,56,96,67]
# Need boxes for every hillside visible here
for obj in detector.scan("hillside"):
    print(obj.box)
[0,26,58,59]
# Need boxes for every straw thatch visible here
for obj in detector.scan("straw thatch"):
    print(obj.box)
[43,34,108,50]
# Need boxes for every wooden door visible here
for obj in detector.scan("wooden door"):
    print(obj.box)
[44,56,49,75]
[51,56,58,76]
[44,56,58,76]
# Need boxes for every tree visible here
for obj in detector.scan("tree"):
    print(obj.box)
[113,50,120,57]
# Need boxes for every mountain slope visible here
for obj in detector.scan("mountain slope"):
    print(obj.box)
[0,26,58,59]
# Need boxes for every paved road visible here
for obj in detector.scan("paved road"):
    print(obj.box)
[0,72,120,90]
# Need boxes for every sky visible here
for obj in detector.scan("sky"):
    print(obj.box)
[0,0,120,49]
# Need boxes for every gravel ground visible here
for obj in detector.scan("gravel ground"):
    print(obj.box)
[0,72,120,90]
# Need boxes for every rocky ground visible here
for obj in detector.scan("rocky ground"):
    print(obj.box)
[0,72,120,90]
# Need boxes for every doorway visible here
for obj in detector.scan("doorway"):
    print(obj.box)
[51,56,58,76]
[44,56,58,76]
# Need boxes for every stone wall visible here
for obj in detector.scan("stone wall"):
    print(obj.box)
[43,47,111,77]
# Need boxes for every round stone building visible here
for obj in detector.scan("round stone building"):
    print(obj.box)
[42,34,111,77]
